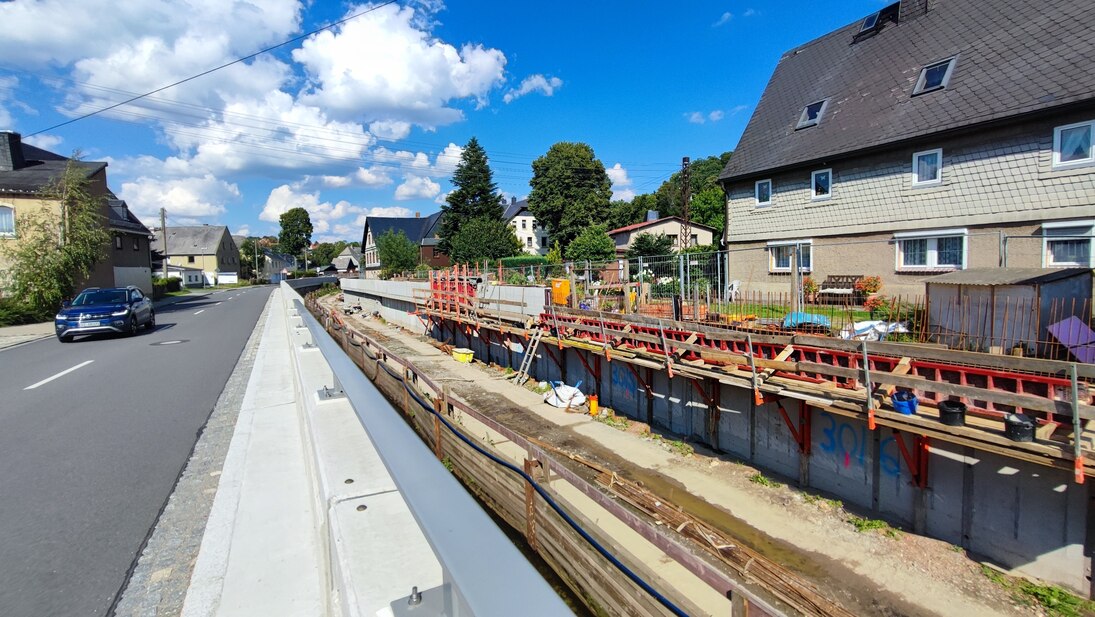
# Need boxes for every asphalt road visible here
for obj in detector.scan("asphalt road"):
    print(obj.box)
[0,286,273,617]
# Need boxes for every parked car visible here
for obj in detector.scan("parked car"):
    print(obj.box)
[55,286,155,342]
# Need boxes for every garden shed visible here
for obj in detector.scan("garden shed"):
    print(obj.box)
[925,268,1092,358]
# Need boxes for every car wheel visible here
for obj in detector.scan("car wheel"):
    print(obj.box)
[145,310,156,331]
[58,334,72,343]
[128,316,138,336]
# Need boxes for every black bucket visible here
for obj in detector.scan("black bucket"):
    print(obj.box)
[1004,413,1034,442]
[938,400,966,427]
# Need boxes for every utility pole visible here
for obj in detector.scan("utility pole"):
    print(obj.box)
[679,156,692,252]
[160,208,168,280]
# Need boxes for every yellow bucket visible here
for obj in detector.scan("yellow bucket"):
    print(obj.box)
[451,347,474,363]
[589,394,599,416]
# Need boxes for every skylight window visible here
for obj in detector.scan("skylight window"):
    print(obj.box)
[861,12,879,31]
[913,57,957,95]
[796,99,829,129]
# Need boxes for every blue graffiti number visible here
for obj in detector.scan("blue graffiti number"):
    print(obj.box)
[817,413,900,477]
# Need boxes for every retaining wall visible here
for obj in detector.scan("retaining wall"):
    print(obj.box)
[340,278,428,331]
[348,278,1093,597]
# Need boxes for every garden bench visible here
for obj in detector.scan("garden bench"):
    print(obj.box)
[817,274,862,303]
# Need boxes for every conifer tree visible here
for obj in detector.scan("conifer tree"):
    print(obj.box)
[437,137,502,255]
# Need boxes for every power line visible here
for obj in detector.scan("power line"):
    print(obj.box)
[25,1,399,137]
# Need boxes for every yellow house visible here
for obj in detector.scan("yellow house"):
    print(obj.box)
[150,225,241,286]
[0,131,146,294]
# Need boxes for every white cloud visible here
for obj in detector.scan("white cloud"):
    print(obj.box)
[23,134,64,151]
[729,104,749,116]
[713,12,733,27]
[708,110,725,122]
[119,174,238,222]
[394,175,440,201]
[0,76,16,127]
[235,225,251,237]
[369,120,412,141]
[503,74,563,104]
[293,3,506,128]
[685,111,706,124]
[607,163,635,202]
[743,9,758,17]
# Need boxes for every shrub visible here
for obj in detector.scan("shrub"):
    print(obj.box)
[802,276,819,295]
[499,255,549,268]
[0,297,50,326]
[854,275,882,294]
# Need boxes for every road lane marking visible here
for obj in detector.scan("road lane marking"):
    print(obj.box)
[194,309,205,315]
[25,360,94,390]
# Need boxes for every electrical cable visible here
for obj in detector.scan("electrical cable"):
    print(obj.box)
[343,324,689,617]
[25,1,399,137]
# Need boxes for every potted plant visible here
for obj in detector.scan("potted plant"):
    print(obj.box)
[802,276,819,303]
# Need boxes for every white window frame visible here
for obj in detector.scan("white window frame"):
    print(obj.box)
[766,239,812,273]
[1052,120,1095,170]
[796,99,829,129]
[893,228,967,271]
[810,168,832,201]
[755,179,772,207]
[911,148,943,187]
[912,57,957,95]
[1042,220,1095,268]
[0,204,13,237]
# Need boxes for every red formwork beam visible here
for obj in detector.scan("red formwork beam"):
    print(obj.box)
[775,399,812,455]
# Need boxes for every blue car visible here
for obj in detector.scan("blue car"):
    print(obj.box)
[55,286,155,342]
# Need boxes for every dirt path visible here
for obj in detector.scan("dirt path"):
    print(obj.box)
[324,297,1037,617]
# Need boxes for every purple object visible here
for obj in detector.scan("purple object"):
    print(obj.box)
[1047,316,1095,364]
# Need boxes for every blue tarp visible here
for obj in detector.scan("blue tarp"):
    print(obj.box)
[782,312,832,330]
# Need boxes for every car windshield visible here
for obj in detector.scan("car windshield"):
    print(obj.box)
[73,290,128,306]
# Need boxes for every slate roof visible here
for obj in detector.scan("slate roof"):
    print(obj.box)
[0,141,106,195]
[720,0,1095,182]
[419,211,444,247]
[503,199,529,221]
[107,199,151,235]
[362,214,440,247]
[331,245,362,271]
[925,267,1091,286]
[151,225,230,255]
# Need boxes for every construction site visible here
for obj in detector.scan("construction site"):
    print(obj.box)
[320,258,1094,617]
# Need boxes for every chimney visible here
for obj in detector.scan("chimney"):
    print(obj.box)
[898,0,933,23]
[0,131,26,172]
[511,196,517,205]
[415,211,421,218]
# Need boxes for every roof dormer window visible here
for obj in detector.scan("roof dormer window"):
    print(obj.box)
[796,99,829,129]
[913,57,957,95]
[860,12,880,32]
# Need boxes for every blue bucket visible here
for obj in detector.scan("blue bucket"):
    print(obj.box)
[892,390,918,415]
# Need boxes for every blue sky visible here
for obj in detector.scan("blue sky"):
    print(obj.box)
[0,1,885,243]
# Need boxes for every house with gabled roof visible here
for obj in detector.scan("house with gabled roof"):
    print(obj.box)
[150,225,240,286]
[607,214,717,256]
[504,198,550,256]
[0,130,151,293]
[718,0,1095,297]
[330,245,362,274]
[361,211,448,277]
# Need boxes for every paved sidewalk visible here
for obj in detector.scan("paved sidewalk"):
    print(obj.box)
[0,291,212,351]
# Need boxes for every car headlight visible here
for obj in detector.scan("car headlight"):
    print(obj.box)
[112,308,130,316]
[55,313,66,320]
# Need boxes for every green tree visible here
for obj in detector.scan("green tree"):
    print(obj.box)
[690,186,726,240]
[2,159,110,315]
[528,142,612,249]
[447,216,521,264]
[278,207,313,257]
[311,241,347,267]
[626,232,674,259]
[239,237,258,280]
[438,137,502,255]
[564,224,616,263]
[606,196,654,231]
[376,229,418,278]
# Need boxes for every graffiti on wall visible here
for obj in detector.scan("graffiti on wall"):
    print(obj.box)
[611,364,637,405]
[817,412,901,477]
